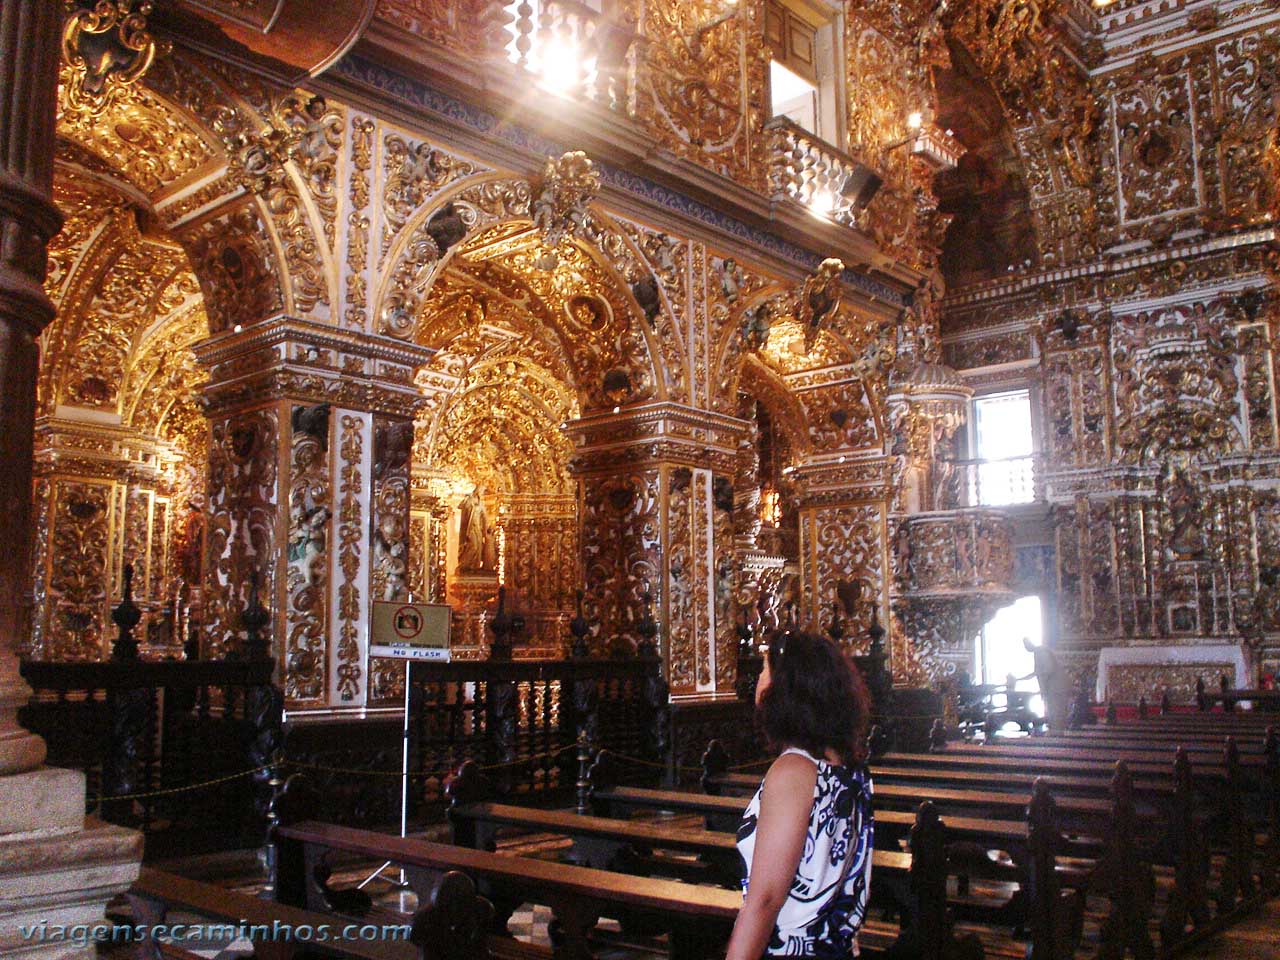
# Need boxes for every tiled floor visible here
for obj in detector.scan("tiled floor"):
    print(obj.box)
[1182,899,1280,959]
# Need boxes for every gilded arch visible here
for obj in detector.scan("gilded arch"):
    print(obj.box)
[373,172,683,404]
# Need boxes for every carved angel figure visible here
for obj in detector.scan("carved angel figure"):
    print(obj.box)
[719,257,743,303]
[288,502,331,588]
[798,258,845,353]
[743,297,781,351]
[532,151,601,252]
[374,515,408,602]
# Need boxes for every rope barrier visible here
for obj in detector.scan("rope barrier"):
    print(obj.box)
[603,750,702,775]
[91,744,581,804]
[282,744,577,779]
[89,765,271,805]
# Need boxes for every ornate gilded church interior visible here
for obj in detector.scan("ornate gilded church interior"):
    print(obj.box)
[4,0,1280,957]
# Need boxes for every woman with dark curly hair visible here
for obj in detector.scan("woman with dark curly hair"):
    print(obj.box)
[726,631,874,959]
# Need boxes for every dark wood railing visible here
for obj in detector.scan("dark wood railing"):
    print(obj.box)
[287,655,671,825]
[20,564,284,856]
[20,656,282,845]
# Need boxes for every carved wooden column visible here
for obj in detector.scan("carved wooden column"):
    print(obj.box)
[0,0,63,780]
[793,456,894,649]
[0,9,145,955]
[566,402,745,697]
[194,320,430,712]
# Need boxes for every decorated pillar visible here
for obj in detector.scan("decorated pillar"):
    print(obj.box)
[29,420,189,660]
[567,402,746,697]
[0,0,63,781]
[194,319,430,710]
[0,3,144,951]
[794,457,895,646]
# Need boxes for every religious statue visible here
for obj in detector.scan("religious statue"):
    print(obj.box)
[718,257,743,303]
[798,258,845,353]
[457,486,498,572]
[1167,468,1205,558]
[742,297,781,351]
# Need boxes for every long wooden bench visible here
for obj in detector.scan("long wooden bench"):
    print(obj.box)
[127,868,428,960]
[695,738,1279,958]
[446,796,1024,952]
[593,751,1127,842]
[277,816,986,960]
[699,745,1175,802]
[1002,730,1273,755]
[277,821,740,960]
[934,738,1268,770]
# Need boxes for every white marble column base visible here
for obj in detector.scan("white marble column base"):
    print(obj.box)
[0,768,85,841]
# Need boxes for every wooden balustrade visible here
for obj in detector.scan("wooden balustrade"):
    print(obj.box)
[504,0,637,111]
[765,117,876,227]
[21,564,284,855]
[21,655,281,848]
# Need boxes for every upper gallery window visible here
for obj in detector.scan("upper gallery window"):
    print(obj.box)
[504,0,604,95]
[969,390,1036,506]
[764,0,841,145]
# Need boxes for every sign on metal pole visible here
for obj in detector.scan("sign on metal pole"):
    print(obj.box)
[370,601,452,661]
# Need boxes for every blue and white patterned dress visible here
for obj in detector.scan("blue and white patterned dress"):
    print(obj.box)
[736,747,874,958]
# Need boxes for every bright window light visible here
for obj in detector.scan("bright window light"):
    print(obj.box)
[504,0,598,95]
[976,595,1044,717]
[972,390,1034,505]
[770,60,818,134]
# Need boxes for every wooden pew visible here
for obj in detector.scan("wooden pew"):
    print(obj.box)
[592,748,1111,931]
[699,742,1175,803]
[599,747,1124,838]
[277,816,983,960]
[277,821,737,960]
[699,739,1279,957]
[1006,729,1273,754]
[446,757,1035,894]
[127,867,436,960]
[932,737,1267,768]
[859,747,1227,785]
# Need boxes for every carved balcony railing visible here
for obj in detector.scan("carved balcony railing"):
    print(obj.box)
[20,656,282,853]
[898,508,1015,598]
[766,117,878,228]
[503,0,635,112]
[943,454,1041,508]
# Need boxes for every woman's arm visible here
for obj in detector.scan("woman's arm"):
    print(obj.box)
[724,753,819,960]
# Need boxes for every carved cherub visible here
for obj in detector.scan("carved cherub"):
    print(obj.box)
[719,257,743,303]
[532,151,601,252]
[288,503,331,588]
[293,95,335,165]
[374,515,408,602]
[798,257,845,353]
[743,296,785,351]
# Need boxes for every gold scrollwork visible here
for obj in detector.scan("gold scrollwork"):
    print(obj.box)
[61,0,167,121]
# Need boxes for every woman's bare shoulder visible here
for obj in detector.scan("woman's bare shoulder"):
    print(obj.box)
[763,751,820,793]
